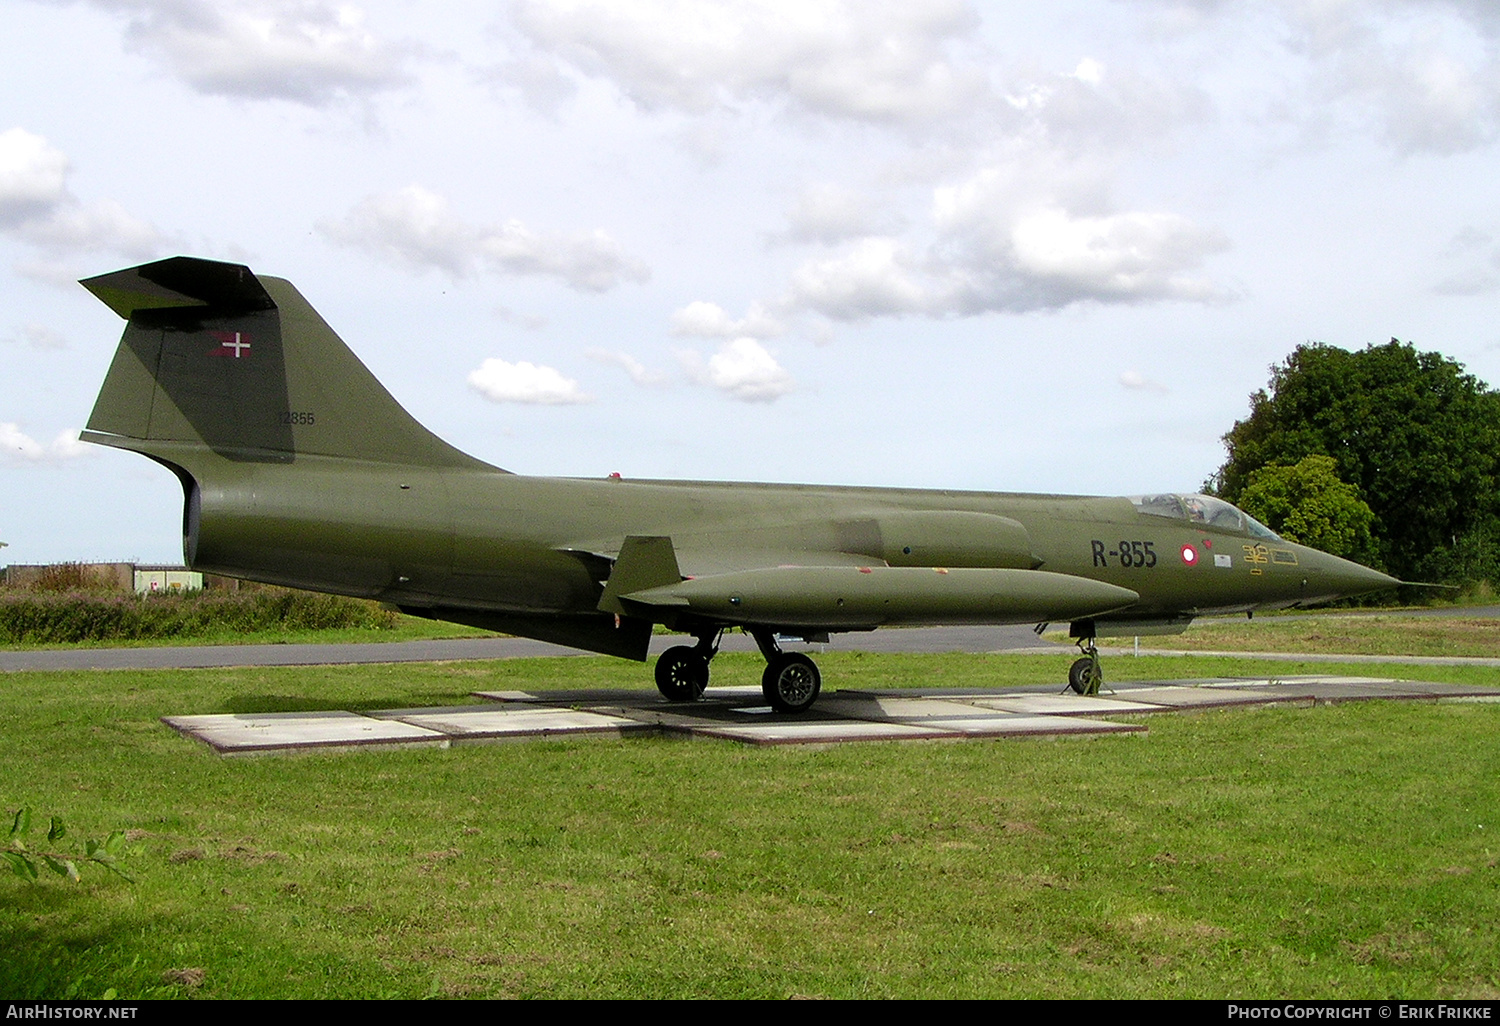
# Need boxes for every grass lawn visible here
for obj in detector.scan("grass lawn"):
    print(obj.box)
[1128,614,1500,659]
[2,651,1497,999]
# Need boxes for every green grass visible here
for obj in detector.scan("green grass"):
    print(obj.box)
[2,651,1498,998]
[1122,614,1500,659]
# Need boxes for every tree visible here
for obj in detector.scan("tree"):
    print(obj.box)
[1236,455,1379,567]
[1213,340,1500,580]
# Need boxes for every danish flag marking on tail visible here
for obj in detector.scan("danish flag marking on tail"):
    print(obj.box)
[209,331,251,358]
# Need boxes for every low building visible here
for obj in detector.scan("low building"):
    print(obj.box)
[133,566,205,594]
[2,562,221,593]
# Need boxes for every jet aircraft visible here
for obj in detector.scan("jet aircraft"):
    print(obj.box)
[78,257,1399,711]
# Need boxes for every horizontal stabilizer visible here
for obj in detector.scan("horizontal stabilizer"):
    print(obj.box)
[81,257,275,318]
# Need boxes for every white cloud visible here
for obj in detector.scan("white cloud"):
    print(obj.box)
[1017,63,1210,151]
[89,0,418,105]
[1071,57,1104,86]
[321,185,650,292]
[1336,28,1495,154]
[779,201,1230,321]
[777,184,904,244]
[493,305,549,331]
[0,423,91,463]
[467,358,593,405]
[505,0,991,126]
[0,128,69,226]
[12,260,89,288]
[669,300,784,339]
[18,197,165,257]
[1433,226,1500,295]
[785,236,933,320]
[1434,269,1500,296]
[1119,370,1170,393]
[1005,207,1230,305]
[488,52,579,115]
[0,127,167,261]
[5,323,70,350]
[1441,226,1492,256]
[679,337,794,402]
[584,348,670,386]
[1235,0,1500,155]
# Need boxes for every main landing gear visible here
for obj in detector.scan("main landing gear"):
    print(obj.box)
[651,628,823,713]
[654,630,720,702]
[752,630,821,714]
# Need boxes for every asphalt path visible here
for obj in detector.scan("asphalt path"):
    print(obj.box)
[3,608,1497,673]
[1,625,1054,672]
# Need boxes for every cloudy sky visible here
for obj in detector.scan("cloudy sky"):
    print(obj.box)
[4,0,1500,564]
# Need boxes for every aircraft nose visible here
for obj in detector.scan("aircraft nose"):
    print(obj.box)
[1307,551,1400,598]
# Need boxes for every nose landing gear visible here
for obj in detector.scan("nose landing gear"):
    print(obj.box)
[1067,621,1103,696]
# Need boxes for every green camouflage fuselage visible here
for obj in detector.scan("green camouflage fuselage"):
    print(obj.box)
[79,257,1397,661]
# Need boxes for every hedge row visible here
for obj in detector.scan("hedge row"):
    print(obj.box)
[0,590,398,643]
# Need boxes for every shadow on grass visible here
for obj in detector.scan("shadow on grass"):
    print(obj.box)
[0,891,183,1000]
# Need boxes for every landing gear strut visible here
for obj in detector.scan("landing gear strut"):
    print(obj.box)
[752,630,821,713]
[654,629,721,702]
[1067,621,1103,696]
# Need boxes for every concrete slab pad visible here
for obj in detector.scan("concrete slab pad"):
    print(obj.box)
[611,697,1146,744]
[1221,681,1439,703]
[1199,678,1292,688]
[667,718,960,746]
[165,674,1499,755]
[471,685,765,708]
[911,715,1145,738]
[163,711,448,755]
[840,686,1059,700]
[474,690,544,703]
[373,704,649,741]
[1101,686,1309,709]
[969,695,1169,716]
[1358,680,1500,698]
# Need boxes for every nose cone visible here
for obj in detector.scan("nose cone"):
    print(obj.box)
[1303,549,1400,600]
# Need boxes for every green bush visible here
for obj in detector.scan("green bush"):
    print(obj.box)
[0,590,398,644]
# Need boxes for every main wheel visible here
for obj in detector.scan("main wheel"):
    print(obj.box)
[1067,657,1097,695]
[655,646,709,702]
[761,653,821,713]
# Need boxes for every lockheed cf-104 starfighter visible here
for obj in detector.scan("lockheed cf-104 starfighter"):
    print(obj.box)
[78,258,1399,711]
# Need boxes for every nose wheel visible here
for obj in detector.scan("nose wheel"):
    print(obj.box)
[1067,638,1103,696]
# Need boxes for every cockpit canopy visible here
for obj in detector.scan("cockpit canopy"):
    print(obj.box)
[1130,493,1282,540]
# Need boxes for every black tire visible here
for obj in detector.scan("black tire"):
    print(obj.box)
[1068,657,1096,695]
[655,646,709,702]
[761,653,821,713]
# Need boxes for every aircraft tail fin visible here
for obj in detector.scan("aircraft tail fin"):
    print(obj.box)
[80,256,489,469]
